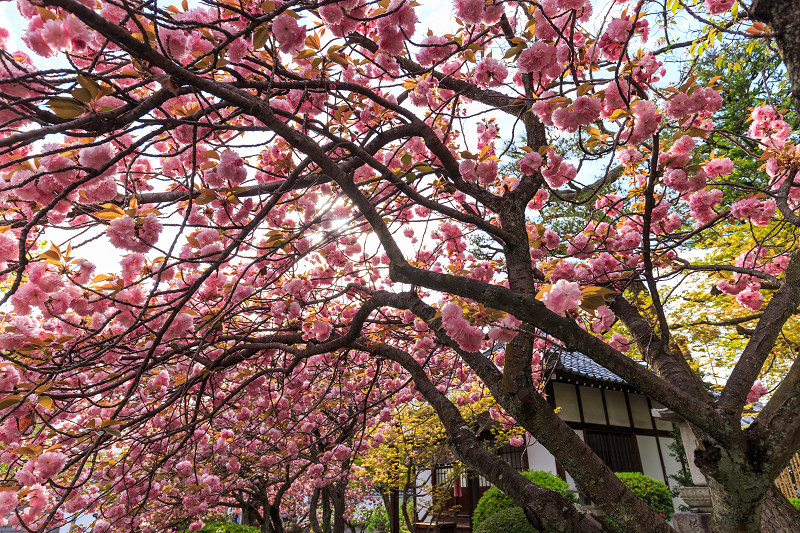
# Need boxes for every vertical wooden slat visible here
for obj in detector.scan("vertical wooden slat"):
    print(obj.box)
[775,452,800,499]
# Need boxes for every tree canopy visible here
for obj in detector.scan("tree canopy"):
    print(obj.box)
[3,0,800,532]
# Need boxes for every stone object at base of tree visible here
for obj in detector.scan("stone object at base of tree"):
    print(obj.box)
[679,486,713,513]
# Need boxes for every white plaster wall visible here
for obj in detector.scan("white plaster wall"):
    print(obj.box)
[605,390,631,427]
[629,393,654,429]
[526,437,558,475]
[415,468,435,517]
[552,382,581,422]
[636,435,666,482]
[579,386,606,424]
[563,429,585,490]
[659,437,687,510]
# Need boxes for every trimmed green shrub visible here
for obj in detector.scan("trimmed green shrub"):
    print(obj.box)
[789,497,800,510]
[472,470,576,531]
[614,472,674,522]
[474,507,538,533]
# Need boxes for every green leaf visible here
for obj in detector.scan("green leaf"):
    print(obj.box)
[0,395,22,410]
[72,87,93,103]
[77,75,101,99]
[46,98,85,119]
[253,25,270,50]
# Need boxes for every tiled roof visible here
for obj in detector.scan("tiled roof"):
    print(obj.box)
[552,348,628,385]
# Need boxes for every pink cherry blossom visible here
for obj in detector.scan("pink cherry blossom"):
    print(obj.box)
[474,58,509,87]
[34,451,66,480]
[272,14,306,54]
[106,214,163,253]
[488,314,522,343]
[519,151,543,175]
[441,302,484,352]
[509,436,524,447]
[704,158,734,178]
[736,288,764,311]
[730,197,777,226]
[551,96,602,132]
[416,36,456,67]
[704,0,735,15]
[748,105,791,148]
[517,42,560,77]
[688,189,723,225]
[0,490,18,514]
[747,381,768,404]
[175,460,193,478]
[610,333,630,352]
[541,279,582,316]
[591,305,615,334]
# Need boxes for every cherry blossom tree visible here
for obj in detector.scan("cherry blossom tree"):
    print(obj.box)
[2,0,800,532]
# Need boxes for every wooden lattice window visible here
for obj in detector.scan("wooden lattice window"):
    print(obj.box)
[584,430,642,473]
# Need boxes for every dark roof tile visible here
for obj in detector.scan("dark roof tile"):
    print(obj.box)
[552,348,628,385]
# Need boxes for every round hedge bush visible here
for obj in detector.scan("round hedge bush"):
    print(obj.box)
[615,472,674,521]
[472,470,576,531]
[789,497,800,510]
[474,507,538,533]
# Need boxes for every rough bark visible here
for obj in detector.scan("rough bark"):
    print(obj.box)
[760,485,800,533]
[309,488,324,533]
[751,0,800,113]
[332,478,348,533]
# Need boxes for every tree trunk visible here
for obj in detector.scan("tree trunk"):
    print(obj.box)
[310,488,324,533]
[760,485,800,532]
[331,478,348,533]
[708,478,767,533]
[243,500,263,530]
[322,486,333,533]
[270,503,285,533]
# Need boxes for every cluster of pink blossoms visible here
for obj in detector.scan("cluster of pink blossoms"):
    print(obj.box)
[519,151,543,175]
[730,196,777,226]
[704,0,735,15]
[747,381,769,404]
[204,150,247,187]
[441,302,484,352]
[517,41,568,79]
[22,13,94,57]
[474,58,509,88]
[453,0,504,25]
[551,97,603,133]
[272,14,306,54]
[106,214,163,253]
[749,105,792,149]
[664,87,722,120]
[375,0,418,55]
[416,36,457,67]
[541,150,577,188]
[541,279,583,316]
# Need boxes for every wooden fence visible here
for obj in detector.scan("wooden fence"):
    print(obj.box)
[776,453,800,499]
